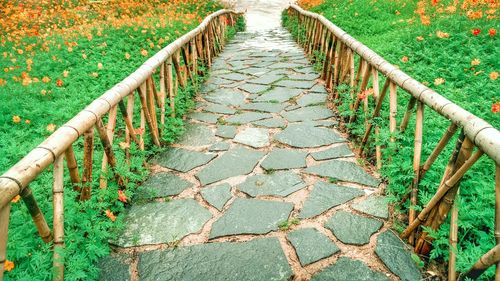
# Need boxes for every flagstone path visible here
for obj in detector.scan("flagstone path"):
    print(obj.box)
[98,27,422,281]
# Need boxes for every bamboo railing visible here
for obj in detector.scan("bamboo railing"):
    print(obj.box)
[286,4,500,280]
[0,9,241,281]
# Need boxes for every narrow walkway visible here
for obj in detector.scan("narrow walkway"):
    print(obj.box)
[99,27,422,281]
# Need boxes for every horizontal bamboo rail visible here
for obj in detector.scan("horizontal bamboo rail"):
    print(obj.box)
[287,4,500,280]
[0,10,241,280]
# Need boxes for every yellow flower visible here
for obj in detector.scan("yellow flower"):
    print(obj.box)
[125,52,131,60]
[490,72,499,81]
[63,70,69,77]
[12,115,21,123]
[436,31,450,39]
[42,76,51,83]
[41,89,47,96]
[416,36,424,41]
[471,59,481,66]
[97,62,103,69]
[140,49,148,56]
[91,72,99,78]
[82,53,87,59]
[4,260,14,271]
[401,56,409,63]
[434,78,445,86]
[11,195,21,203]
[46,123,56,132]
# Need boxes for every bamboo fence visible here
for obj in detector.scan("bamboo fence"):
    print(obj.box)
[0,9,241,281]
[287,4,500,280]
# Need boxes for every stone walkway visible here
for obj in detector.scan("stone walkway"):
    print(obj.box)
[99,27,422,281]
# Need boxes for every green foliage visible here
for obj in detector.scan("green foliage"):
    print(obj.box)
[284,1,499,279]
[278,218,300,231]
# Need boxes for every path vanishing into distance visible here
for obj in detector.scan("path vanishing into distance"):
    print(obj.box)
[98,3,423,281]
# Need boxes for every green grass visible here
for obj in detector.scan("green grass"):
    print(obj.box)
[285,0,498,278]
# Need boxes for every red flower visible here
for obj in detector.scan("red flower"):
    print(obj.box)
[492,102,500,113]
[489,28,497,37]
[472,28,481,36]
[118,190,127,203]
[431,0,439,6]
[56,79,63,87]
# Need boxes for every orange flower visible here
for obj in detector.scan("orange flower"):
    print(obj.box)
[105,209,116,221]
[46,123,56,132]
[0,78,6,86]
[25,119,30,124]
[42,76,50,83]
[118,190,127,203]
[489,28,497,37]
[12,115,21,123]
[63,70,69,77]
[4,260,14,272]
[97,62,103,69]
[140,49,148,56]
[416,36,424,41]
[436,31,449,39]
[490,72,499,80]
[401,56,409,63]
[135,128,145,135]
[434,78,445,85]
[471,59,481,66]
[11,195,21,203]
[492,102,500,113]
[125,52,131,60]
[56,79,63,87]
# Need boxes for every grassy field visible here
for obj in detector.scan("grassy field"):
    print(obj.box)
[0,0,226,279]
[294,0,499,278]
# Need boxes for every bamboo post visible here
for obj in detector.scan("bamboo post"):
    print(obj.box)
[419,123,458,180]
[64,145,80,188]
[172,51,186,90]
[409,101,424,244]
[52,154,64,281]
[401,148,484,239]
[496,164,500,280]
[325,37,337,88]
[0,205,10,281]
[137,85,161,147]
[21,186,52,242]
[181,46,194,85]
[349,62,371,124]
[204,30,211,66]
[321,32,333,81]
[332,42,345,99]
[159,63,166,126]
[139,107,145,150]
[166,57,175,118]
[118,100,140,146]
[190,39,198,85]
[99,106,117,189]
[448,190,459,281]
[80,128,94,201]
[195,34,204,65]
[389,81,398,142]
[146,77,160,138]
[95,119,118,172]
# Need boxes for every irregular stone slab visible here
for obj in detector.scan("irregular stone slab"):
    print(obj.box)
[254,87,303,103]
[189,112,219,124]
[376,231,423,281]
[240,102,287,113]
[114,200,211,247]
[305,160,380,187]
[325,211,382,245]
[286,104,301,111]
[287,228,340,266]
[299,182,364,219]
[226,112,273,124]
[234,128,269,148]
[275,124,344,148]
[196,146,265,186]
[209,142,230,152]
[261,148,307,170]
[269,62,304,69]
[305,120,338,127]
[281,106,334,122]
[203,103,236,115]
[210,198,293,238]
[238,67,269,76]
[98,254,131,281]
[201,183,232,211]
[220,72,250,82]
[248,74,283,85]
[311,144,354,161]
[252,118,286,128]
[309,84,328,94]
[238,83,270,94]
[297,93,326,107]
[352,196,389,219]
[204,89,246,106]
[178,124,216,146]
[135,172,192,200]
[205,76,233,86]
[154,148,216,173]
[138,238,293,281]
[238,171,306,197]
[215,125,237,139]
[289,73,319,81]
[311,257,390,281]
[275,79,316,89]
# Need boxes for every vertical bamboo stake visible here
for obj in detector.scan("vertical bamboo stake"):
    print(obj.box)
[0,204,11,281]
[190,39,198,86]
[181,46,194,85]
[159,63,166,126]
[99,106,117,189]
[389,81,398,142]
[195,34,204,65]
[64,145,80,188]
[172,51,186,90]
[321,32,333,80]
[400,97,417,133]
[409,101,424,244]
[420,123,458,180]
[448,190,459,281]
[204,30,211,66]
[137,84,161,147]
[20,186,52,242]
[146,77,160,139]
[52,154,64,281]
[166,57,175,118]
[80,128,94,201]
[139,107,145,151]
[349,62,371,124]
[325,37,337,88]
[495,164,500,280]
[118,100,139,146]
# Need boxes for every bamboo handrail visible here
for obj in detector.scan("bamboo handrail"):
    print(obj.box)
[286,4,500,279]
[0,9,241,280]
